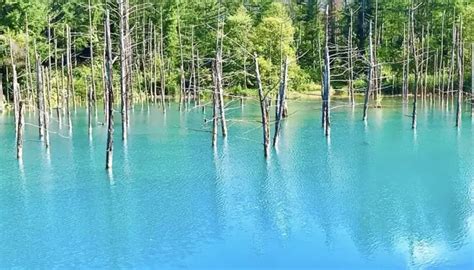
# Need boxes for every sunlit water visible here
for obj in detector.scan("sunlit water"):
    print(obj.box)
[0,98,473,269]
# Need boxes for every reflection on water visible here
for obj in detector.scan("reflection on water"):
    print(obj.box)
[0,99,472,269]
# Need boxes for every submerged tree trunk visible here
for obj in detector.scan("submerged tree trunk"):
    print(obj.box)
[410,7,419,129]
[88,0,97,110]
[455,22,463,127]
[36,56,45,140]
[54,39,62,127]
[348,9,355,107]
[471,43,473,114]
[159,9,166,112]
[255,55,270,158]
[118,0,129,141]
[0,73,4,112]
[105,10,114,170]
[211,61,219,148]
[273,56,289,145]
[17,101,25,160]
[363,22,374,122]
[66,25,73,133]
[10,39,20,132]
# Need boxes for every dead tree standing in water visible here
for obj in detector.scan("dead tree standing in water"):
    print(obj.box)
[322,7,331,135]
[273,56,289,145]
[409,6,420,129]
[455,20,463,127]
[255,55,270,157]
[17,101,25,160]
[211,61,219,148]
[66,25,73,133]
[118,0,130,141]
[471,43,473,114]
[159,9,166,112]
[10,39,20,132]
[363,22,374,122]
[89,0,97,112]
[348,9,355,107]
[35,55,45,140]
[0,74,4,112]
[105,10,114,170]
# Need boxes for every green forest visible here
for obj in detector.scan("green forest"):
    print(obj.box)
[0,0,472,103]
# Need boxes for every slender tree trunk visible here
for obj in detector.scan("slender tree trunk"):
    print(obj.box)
[89,0,97,110]
[25,16,33,107]
[47,18,53,115]
[118,0,130,141]
[410,7,419,129]
[211,61,218,148]
[159,9,166,112]
[455,22,463,127]
[0,74,3,112]
[87,78,93,135]
[177,14,185,111]
[471,43,473,114]
[216,45,227,138]
[66,25,73,133]
[17,101,25,160]
[348,9,355,106]
[10,39,20,131]
[440,11,446,99]
[403,23,411,102]
[42,66,50,149]
[255,55,270,158]
[36,55,45,140]
[54,39,62,127]
[363,22,374,122]
[274,56,289,145]
[105,10,114,170]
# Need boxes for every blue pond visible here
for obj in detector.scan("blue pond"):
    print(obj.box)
[0,99,473,269]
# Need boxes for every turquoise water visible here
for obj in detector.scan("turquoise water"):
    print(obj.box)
[0,99,473,269]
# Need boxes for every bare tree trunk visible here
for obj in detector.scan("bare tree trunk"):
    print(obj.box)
[87,78,93,135]
[440,12,446,100]
[0,74,3,112]
[196,49,201,107]
[273,56,289,145]
[322,7,332,134]
[211,61,218,148]
[410,6,419,129]
[403,23,410,103]
[42,66,50,149]
[159,9,166,112]
[105,10,114,170]
[471,43,473,114]
[177,13,185,111]
[10,39,20,131]
[47,18,53,115]
[216,44,227,138]
[118,0,130,141]
[54,39,62,127]
[152,24,158,102]
[348,9,355,106]
[89,0,97,111]
[255,55,270,158]
[35,55,45,140]
[216,9,228,136]
[448,23,456,101]
[25,16,33,107]
[363,22,374,122]
[17,101,25,160]
[66,25,73,133]
[455,21,463,127]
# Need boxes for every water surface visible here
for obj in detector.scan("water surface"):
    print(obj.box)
[0,99,473,269]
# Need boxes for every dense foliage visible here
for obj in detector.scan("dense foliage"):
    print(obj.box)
[0,0,472,100]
